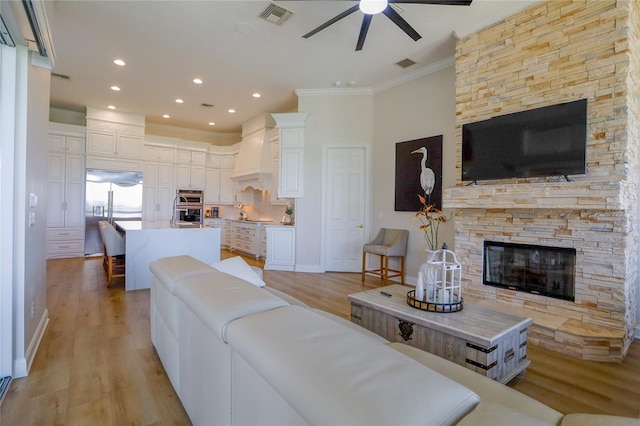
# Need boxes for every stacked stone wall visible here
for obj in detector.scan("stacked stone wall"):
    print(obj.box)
[449,0,637,357]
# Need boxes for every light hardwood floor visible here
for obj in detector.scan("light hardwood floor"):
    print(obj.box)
[1,252,639,425]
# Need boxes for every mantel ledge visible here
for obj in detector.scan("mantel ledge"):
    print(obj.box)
[443,181,623,211]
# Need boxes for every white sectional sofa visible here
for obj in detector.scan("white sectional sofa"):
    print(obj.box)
[149,255,640,426]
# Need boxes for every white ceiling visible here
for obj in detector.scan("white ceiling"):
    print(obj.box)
[48,0,539,134]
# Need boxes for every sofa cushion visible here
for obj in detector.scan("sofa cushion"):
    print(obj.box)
[389,342,563,425]
[210,256,266,287]
[150,255,217,292]
[226,305,480,425]
[457,401,552,426]
[173,272,288,342]
[310,308,389,344]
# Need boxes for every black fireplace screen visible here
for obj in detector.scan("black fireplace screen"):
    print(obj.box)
[483,241,575,301]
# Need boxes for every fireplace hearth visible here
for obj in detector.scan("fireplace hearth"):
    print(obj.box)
[483,241,575,301]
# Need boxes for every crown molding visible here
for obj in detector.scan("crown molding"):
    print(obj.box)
[296,87,373,97]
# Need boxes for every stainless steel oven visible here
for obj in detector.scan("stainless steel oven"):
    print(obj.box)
[173,190,204,226]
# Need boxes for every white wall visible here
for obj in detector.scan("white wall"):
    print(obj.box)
[21,55,51,372]
[372,65,457,284]
[296,89,374,272]
[0,40,19,381]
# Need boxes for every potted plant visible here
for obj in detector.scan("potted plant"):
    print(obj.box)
[282,205,294,225]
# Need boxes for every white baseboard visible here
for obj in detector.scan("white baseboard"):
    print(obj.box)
[23,309,49,376]
[294,264,324,273]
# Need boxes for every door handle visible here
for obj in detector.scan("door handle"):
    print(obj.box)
[357,224,364,228]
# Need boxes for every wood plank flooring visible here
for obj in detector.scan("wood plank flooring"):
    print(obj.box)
[1,252,639,425]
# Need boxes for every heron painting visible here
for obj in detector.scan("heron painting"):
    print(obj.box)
[394,136,443,212]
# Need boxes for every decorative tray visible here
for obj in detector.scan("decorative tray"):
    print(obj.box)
[407,290,463,313]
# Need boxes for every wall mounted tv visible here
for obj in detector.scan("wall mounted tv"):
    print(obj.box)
[462,99,588,182]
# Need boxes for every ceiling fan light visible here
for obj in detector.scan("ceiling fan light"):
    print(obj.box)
[359,0,388,15]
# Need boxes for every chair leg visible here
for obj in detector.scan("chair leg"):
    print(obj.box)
[361,252,366,282]
[384,255,390,283]
[106,255,112,288]
[400,256,405,284]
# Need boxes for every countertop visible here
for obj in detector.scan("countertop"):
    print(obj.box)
[114,220,207,232]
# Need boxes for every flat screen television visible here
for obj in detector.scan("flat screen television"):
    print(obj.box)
[462,99,588,182]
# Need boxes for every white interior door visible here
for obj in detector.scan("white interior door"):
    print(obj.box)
[324,146,367,272]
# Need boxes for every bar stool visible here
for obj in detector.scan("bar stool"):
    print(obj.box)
[98,221,126,287]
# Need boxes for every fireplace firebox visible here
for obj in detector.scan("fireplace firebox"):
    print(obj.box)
[483,241,575,301]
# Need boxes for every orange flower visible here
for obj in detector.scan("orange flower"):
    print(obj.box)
[414,195,450,250]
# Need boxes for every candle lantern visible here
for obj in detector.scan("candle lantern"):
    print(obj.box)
[408,246,463,313]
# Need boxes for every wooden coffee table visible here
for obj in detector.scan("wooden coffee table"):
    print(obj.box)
[348,284,532,384]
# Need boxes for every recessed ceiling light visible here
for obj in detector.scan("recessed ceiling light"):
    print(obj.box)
[228,109,236,113]
[175,98,184,104]
[193,78,203,84]
[113,59,126,66]
[163,114,170,118]
[252,93,261,98]
[208,122,216,126]
[110,86,120,91]
[107,105,116,110]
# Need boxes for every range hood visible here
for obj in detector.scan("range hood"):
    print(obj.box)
[231,113,276,192]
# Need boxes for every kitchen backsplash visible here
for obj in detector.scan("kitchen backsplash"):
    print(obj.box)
[205,189,293,223]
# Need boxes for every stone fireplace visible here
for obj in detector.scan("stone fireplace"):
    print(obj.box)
[444,0,640,361]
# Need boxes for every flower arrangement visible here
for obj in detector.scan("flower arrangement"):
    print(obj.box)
[414,194,449,250]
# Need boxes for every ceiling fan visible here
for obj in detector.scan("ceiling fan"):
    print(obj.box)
[301,0,473,51]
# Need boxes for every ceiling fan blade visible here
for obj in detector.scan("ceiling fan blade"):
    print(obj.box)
[355,14,373,51]
[382,7,421,41]
[302,4,360,39]
[390,0,472,5]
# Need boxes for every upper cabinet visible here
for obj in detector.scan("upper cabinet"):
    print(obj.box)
[85,106,145,160]
[271,113,309,198]
[144,143,175,163]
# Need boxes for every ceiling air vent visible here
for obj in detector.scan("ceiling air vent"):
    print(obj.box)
[259,3,294,26]
[201,103,214,108]
[396,58,417,69]
[52,72,71,81]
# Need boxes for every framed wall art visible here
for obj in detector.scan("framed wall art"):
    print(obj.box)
[394,135,443,212]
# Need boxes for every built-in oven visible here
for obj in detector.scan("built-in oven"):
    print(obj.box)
[174,190,204,226]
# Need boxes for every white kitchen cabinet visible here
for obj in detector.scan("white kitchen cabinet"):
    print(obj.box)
[175,148,207,190]
[264,226,296,271]
[219,169,235,204]
[86,130,143,159]
[267,129,292,206]
[224,221,235,249]
[175,163,205,190]
[271,113,308,198]
[85,107,146,161]
[47,127,86,259]
[228,221,264,259]
[205,149,254,205]
[205,168,222,203]
[144,143,175,163]
[48,133,84,154]
[143,161,174,223]
[176,148,207,165]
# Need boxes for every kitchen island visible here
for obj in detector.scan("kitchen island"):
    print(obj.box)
[114,220,220,291]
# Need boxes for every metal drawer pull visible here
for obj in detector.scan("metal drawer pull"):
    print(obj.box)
[504,348,515,362]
